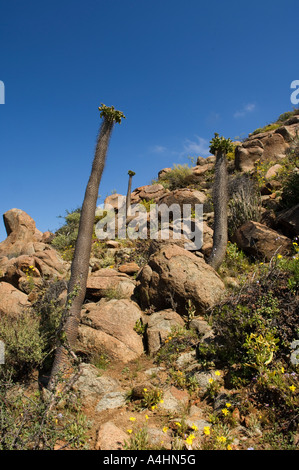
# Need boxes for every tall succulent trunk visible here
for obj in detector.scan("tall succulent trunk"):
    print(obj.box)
[126,171,135,217]
[126,175,133,216]
[48,118,114,388]
[207,149,228,270]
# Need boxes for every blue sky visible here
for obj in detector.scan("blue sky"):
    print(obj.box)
[0,0,298,240]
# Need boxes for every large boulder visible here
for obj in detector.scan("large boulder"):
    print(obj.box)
[0,209,66,285]
[235,141,264,172]
[95,422,128,450]
[77,298,145,363]
[2,208,43,241]
[131,184,166,204]
[158,188,207,209]
[261,133,289,161]
[158,168,172,179]
[73,363,122,403]
[233,221,293,261]
[145,309,185,355]
[275,204,299,238]
[235,128,292,172]
[103,193,126,212]
[137,243,225,315]
[265,164,283,180]
[181,164,214,184]
[0,281,30,318]
[86,268,136,300]
[275,123,299,143]
[0,209,43,257]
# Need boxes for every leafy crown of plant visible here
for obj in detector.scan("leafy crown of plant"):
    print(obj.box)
[209,132,234,155]
[128,170,136,176]
[98,103,126,124]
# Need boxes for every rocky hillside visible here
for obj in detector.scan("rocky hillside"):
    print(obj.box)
[0,110,298,451]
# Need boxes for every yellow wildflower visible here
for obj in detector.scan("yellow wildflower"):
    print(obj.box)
[129,417,136,422]
[227,445,232,450]
[185,434,195,445]
[191,424,198,431]
[215,370,221,376]
[203,426,211,436]
[127,429,133,434]
[289,385,296,392]
[226,403,232,408]
[217,436,227,443]
[162,426,168,433]
[208,378,214,384]
[222,408,229,416]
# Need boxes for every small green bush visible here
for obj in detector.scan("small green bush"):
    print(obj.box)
[219,242,253,280]
[228,175,262,237]
[277,111,296,123]
[251,109,299,135]
[32,279,67,370]
[158,164,193,190]
[52,209,80,247]
[281,171,299,209]
[198,263,299,383]
[156,326,198,367]
[139,198,156,212]
[251,123,280,136]
[0,311,45,379]
[0,379,89,449]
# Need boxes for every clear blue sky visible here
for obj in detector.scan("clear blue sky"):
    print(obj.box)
[0,0,298,240]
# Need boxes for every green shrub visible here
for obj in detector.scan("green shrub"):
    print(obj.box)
[277,111,296,123]
[243,330,279,370]
[281,171,299,209]
[32,279,67,370]
[198,264,299,382]
[156,326,198,367]
[251,123,280,135]
[0,379,89,449]
[276,253,299,292]
[251,109,299,135]
[51,208,81,252]
[228,175,262,237]
[158,164,193,190]
[0,311,45,379]
[139,198,156,212]
[220,241,252,279]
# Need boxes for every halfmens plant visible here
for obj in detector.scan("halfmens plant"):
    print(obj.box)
[48,104,125,389]
[207,133,233,270]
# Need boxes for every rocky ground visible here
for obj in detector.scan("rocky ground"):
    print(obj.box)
[0,110,298,450]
